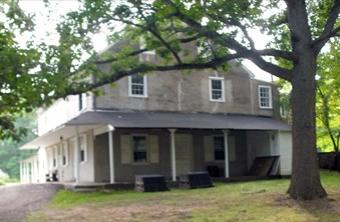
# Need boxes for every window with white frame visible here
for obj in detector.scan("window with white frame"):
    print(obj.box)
[132,135,148,163]
[62,141,69,166]
[258,85,272,109]
[80,135,87,163]
[129,74,147,97]
[209,77,225,102]
[213,136,225,161]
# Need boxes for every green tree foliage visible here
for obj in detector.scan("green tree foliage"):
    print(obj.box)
[0,1,59,140]
[0,115,36,179]
[316,41,340,153]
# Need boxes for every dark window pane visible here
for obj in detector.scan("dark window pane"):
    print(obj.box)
[80,150,85,162]
[215,150,225,160]
[132,85,144,95]
[78,94,83,111]
[211,79,222,90]
[131,74,144,84]
[133,136,147,162]
[214,136,225,160]
[134,151,147,162]
[212,90,222,100]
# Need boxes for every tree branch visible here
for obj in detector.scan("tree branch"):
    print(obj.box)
[313,0,340,51]
[163,0,293,81]
[313,26,340,52]
[95,48,148,64]
[66,52,256,94]
[207,13,255,49]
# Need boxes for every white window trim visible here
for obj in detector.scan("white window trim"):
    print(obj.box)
[258,85,273,109]
[209,76,225,102]
[62,141,69,167]
[80,134,88,163]
[128,75,148,98]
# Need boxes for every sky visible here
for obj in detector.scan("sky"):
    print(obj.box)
[18,0,274,82]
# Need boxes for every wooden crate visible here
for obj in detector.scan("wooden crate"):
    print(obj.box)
[135,175,168,192]
[179,172,213,189]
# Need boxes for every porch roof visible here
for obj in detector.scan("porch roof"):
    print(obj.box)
[66,110,291,131]
[21,110,290,150]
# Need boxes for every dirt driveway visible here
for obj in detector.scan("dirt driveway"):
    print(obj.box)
[0,184,63,222]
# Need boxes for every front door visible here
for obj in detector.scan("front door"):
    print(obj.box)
[175,134,193,176]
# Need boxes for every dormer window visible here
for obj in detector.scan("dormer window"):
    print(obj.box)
[209,77,225,102]
[129,74,148,97]
[258,85,272,109]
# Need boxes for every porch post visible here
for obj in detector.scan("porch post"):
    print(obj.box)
[23,162,27,183]
[223,130,230,178]
[169,129,177,181]
[20,161,23,183]
[108,125,115,184]
[75,126,81,183]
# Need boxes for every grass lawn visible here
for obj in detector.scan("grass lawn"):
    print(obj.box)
[27,171,340,222]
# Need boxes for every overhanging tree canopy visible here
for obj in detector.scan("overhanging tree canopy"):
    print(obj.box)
[0,1,57,140]
[48,0,339,200]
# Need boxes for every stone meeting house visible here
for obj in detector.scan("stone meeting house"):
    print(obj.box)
[19,42,292,185]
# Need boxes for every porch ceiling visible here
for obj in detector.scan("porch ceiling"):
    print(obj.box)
[65,110,291,131]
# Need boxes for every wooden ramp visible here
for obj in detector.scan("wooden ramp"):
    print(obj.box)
[248,156,280,176]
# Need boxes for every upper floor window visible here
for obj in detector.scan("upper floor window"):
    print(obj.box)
[258,85,272,109]
[129,74,148,97]
[209,77,225,102]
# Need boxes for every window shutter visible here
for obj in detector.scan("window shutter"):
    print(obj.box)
[228,135,236,162]
[204,136,214,162]
[121,135,132,164]
[149,135,159,163]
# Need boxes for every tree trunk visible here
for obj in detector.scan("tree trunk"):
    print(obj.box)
[288,50,327,200]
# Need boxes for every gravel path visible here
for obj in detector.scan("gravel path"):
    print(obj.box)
[0,183,63,222]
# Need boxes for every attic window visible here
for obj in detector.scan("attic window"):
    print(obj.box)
[129,74,148,97]
[258,85,272,109]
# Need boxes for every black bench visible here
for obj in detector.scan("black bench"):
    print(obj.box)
[45,171,58,182]
[179,171,213,189]
[135,175,168,192]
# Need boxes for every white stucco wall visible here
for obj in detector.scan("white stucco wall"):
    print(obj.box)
[79,131,96,182]
[37,94,92,136]
[277,131,292,175]
[34,129,96,183]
